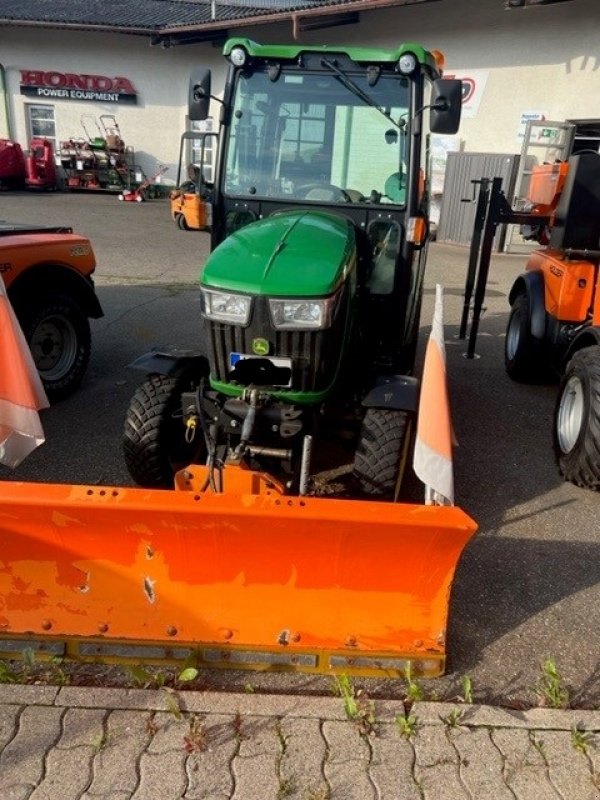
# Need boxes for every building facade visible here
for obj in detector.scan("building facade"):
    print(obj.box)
[0,0,597,186]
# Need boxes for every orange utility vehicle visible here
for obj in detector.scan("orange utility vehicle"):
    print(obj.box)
[0,39,476,680]
[1,222,103,400]
[461,150,600,489]
[169,131,215,230]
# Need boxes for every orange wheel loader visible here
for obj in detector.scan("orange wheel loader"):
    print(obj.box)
[0,39,476,680]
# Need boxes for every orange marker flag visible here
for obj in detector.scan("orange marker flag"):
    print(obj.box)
[413,284,454,505]
[0,274,49,467]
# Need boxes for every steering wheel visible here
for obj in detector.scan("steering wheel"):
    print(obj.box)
[296,183,352,202]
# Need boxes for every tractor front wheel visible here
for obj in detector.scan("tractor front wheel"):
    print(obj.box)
[123,372,208,488]
[16,292,91,402]
[505,293,548,383]
[352,408,413,499]
[554,347,600,489]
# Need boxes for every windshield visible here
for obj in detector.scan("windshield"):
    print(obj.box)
[224,69,410,205]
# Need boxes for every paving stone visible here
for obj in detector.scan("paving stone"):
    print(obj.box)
[322,719,376,800]
[146,711,190,753]
[56,707,107,749]
[541,729,600,800]
[184,714,238,800]
[0,704,20,751]
[0,685,59,707]
[28,739,96,800]
[451,726,515,799]
[278,716,328,799]
[83,709,153,797]
[1,787,34,800]
[413,724,464,799]
[132,748,188,800]
[0,705,63,789]
[231,715,280,800]
[491,728,562,799]
[370,722,422,799]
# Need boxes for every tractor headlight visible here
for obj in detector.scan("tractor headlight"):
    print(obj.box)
[201,288,252,325]
[269,291,340,330]
[229,46,247,67]
[398,53,417,75]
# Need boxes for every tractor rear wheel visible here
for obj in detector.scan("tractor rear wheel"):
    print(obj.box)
[505,293,548,383]
[554,346,600,489]
[352,408,413,499]
[16,292,91,403]
[123,372,207,488]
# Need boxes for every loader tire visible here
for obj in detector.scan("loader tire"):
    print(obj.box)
[123,373,207,488]
[353,408,413,500]
[505,293,548,383]
[553,347,600,489]
[16,292,91,403]
[176,213,189,231]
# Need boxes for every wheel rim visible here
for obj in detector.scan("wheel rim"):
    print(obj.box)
[557,375,584,454]
[29,314,78,381]
[506,308,521,360]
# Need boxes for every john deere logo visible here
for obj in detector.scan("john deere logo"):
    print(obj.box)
[252,337,269,356]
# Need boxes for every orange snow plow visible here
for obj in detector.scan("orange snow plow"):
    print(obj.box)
[0,464,475,678]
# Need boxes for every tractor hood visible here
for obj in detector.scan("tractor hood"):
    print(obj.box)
[201,210,356,297]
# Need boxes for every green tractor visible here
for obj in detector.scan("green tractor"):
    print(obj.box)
[124,38,461,498]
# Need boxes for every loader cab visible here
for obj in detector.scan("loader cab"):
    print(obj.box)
[190,39,461,372]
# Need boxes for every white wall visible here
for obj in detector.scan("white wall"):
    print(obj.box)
[0,0,598,174]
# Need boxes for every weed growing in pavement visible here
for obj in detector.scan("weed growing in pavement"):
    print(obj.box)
[162,687,183,720]
[177,667,199,684]
[535,658,570,709]
[443,708,464,728]
[183,714,208,753]
[146,715,160,737]
[90,730,110,753]
[126,664,168,689]
[332,674,377,736]
[277,775,297,799]
[305,786,331,800]
[529,731,547,760]
[460,675,473,704]
[571,726,595,755]
[0,661,19,683]
[404,662,424,704]
[232,711,245,742]
[396,713,418,739]
[244,682,255,694]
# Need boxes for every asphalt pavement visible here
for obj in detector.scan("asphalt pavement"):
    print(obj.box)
[1,190,599,714]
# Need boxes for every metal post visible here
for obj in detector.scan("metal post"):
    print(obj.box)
[459,178,490,339]
[466,176,504,359]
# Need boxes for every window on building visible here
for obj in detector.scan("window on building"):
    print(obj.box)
[26,104,56,148]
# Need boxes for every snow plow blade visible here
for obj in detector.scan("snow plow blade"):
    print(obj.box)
[0,467,476,678]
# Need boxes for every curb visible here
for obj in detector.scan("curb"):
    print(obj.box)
[0,685,599,731]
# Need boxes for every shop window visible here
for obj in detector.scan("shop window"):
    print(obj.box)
[26,104,56,148]
[190,118,215,183]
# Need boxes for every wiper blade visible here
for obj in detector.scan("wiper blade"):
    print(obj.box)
[320,58,403,131]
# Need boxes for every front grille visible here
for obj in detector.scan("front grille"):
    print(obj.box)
[207,294,346,393]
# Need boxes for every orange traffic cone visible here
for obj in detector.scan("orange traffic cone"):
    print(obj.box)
[413,284,454,505]
[0,274,49,467]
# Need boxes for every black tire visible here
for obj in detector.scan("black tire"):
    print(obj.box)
[123,373,207,488]
[504,293,548,383]
[15,292,91,403]
[553,347,600,489]
[352,408,413,499]
[176,213,189,231]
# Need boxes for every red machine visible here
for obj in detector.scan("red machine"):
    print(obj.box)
[0,140,26,188]
[24,138,57,190]
[0,138,57,190]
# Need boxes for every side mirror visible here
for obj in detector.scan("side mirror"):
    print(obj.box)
[429,79,462,135]
[189,68,212,121]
